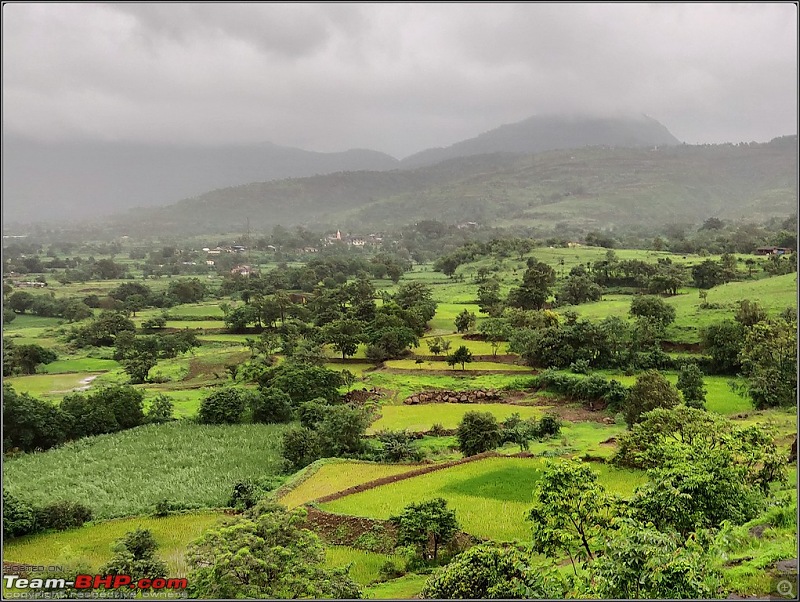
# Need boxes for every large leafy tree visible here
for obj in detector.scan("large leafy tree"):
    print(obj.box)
[197,387,247,424]
[421,544,568,599]
[389,498,459,562]
[456,411,500,456]
[320,318,363,360]
[624,370,681,427]
[701,321,746,375]
[738,317,797,409]
[527,460,617,574]
[507,261,556,310]
[587,519,721,599]
[101,529,168,584]
[676,363,707,409]
[186,503,362,599]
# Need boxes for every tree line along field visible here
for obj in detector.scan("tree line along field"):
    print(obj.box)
[2,233,797,599]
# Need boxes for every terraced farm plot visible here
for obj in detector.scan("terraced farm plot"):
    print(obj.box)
[367,403,546,433]
[2,511,223,577]
[167,303,225,318]
[320,456,647,541]
[428,303,482,334]
[278,460,421,509]
[3,422,287,519]
[363,371,526,402]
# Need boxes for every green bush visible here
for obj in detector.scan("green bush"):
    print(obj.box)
[35,500,93,532]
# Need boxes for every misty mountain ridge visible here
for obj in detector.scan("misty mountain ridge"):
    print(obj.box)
[399,113,681,168]
[115,136,797,236]
[3,112,682,224]
[1,135,399,223]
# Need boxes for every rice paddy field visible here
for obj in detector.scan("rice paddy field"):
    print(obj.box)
[320,456,648,541]
[277,460,422,509]
[3,422,287,519]
[2,511,224,577]
[325,546,406,586]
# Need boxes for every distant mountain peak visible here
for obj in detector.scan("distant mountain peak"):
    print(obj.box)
[400,113,681,168]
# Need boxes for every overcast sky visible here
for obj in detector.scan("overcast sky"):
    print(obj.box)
[3,2,797,158]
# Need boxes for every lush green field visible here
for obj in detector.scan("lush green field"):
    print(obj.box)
[363,371,525,402]
[41,357,121,374]
[278,460,422,509]
[167,303,225,318]
[363,573,429,599]
[320,456,647,541]
[367,403,546,433]
[2,511,223,577]
[4,422,287,519]
[4,372,104,399]
[325,546,404,586]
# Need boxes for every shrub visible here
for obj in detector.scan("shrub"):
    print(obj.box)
[624,371,680,427]
[250,387,293,424]
[145,394,175,423]
[281,426,320,471]
[197,387,246,425]
[35,500,93,532]
[378,558,407,580]
[570,359,591,374]
[377,430,422,462]
[456,411,501,457]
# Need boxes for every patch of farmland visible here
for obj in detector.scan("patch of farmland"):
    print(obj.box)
[320,456,647,541]
[324,546,406,586]
[278,460,421,509]
[3,372,106,399]
[3,422,287,520]
[367,403,547,433]
[2,511,223,577]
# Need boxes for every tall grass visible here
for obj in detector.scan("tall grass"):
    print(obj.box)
[4,422,287,519]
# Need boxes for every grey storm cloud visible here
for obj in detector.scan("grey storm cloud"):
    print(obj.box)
[2,2,797,158]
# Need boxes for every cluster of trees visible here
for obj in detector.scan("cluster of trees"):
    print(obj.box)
[113,329,200,383]
[2,340,57,376]
[456,410,561,456]
[221,279,437,363]
[507,297,677,371]
[701,302,797,408]
[186,501,362,599]
[423,404,788,599]
[3,492,93,539]
[2,384,173,453]
[5,290,93,323]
